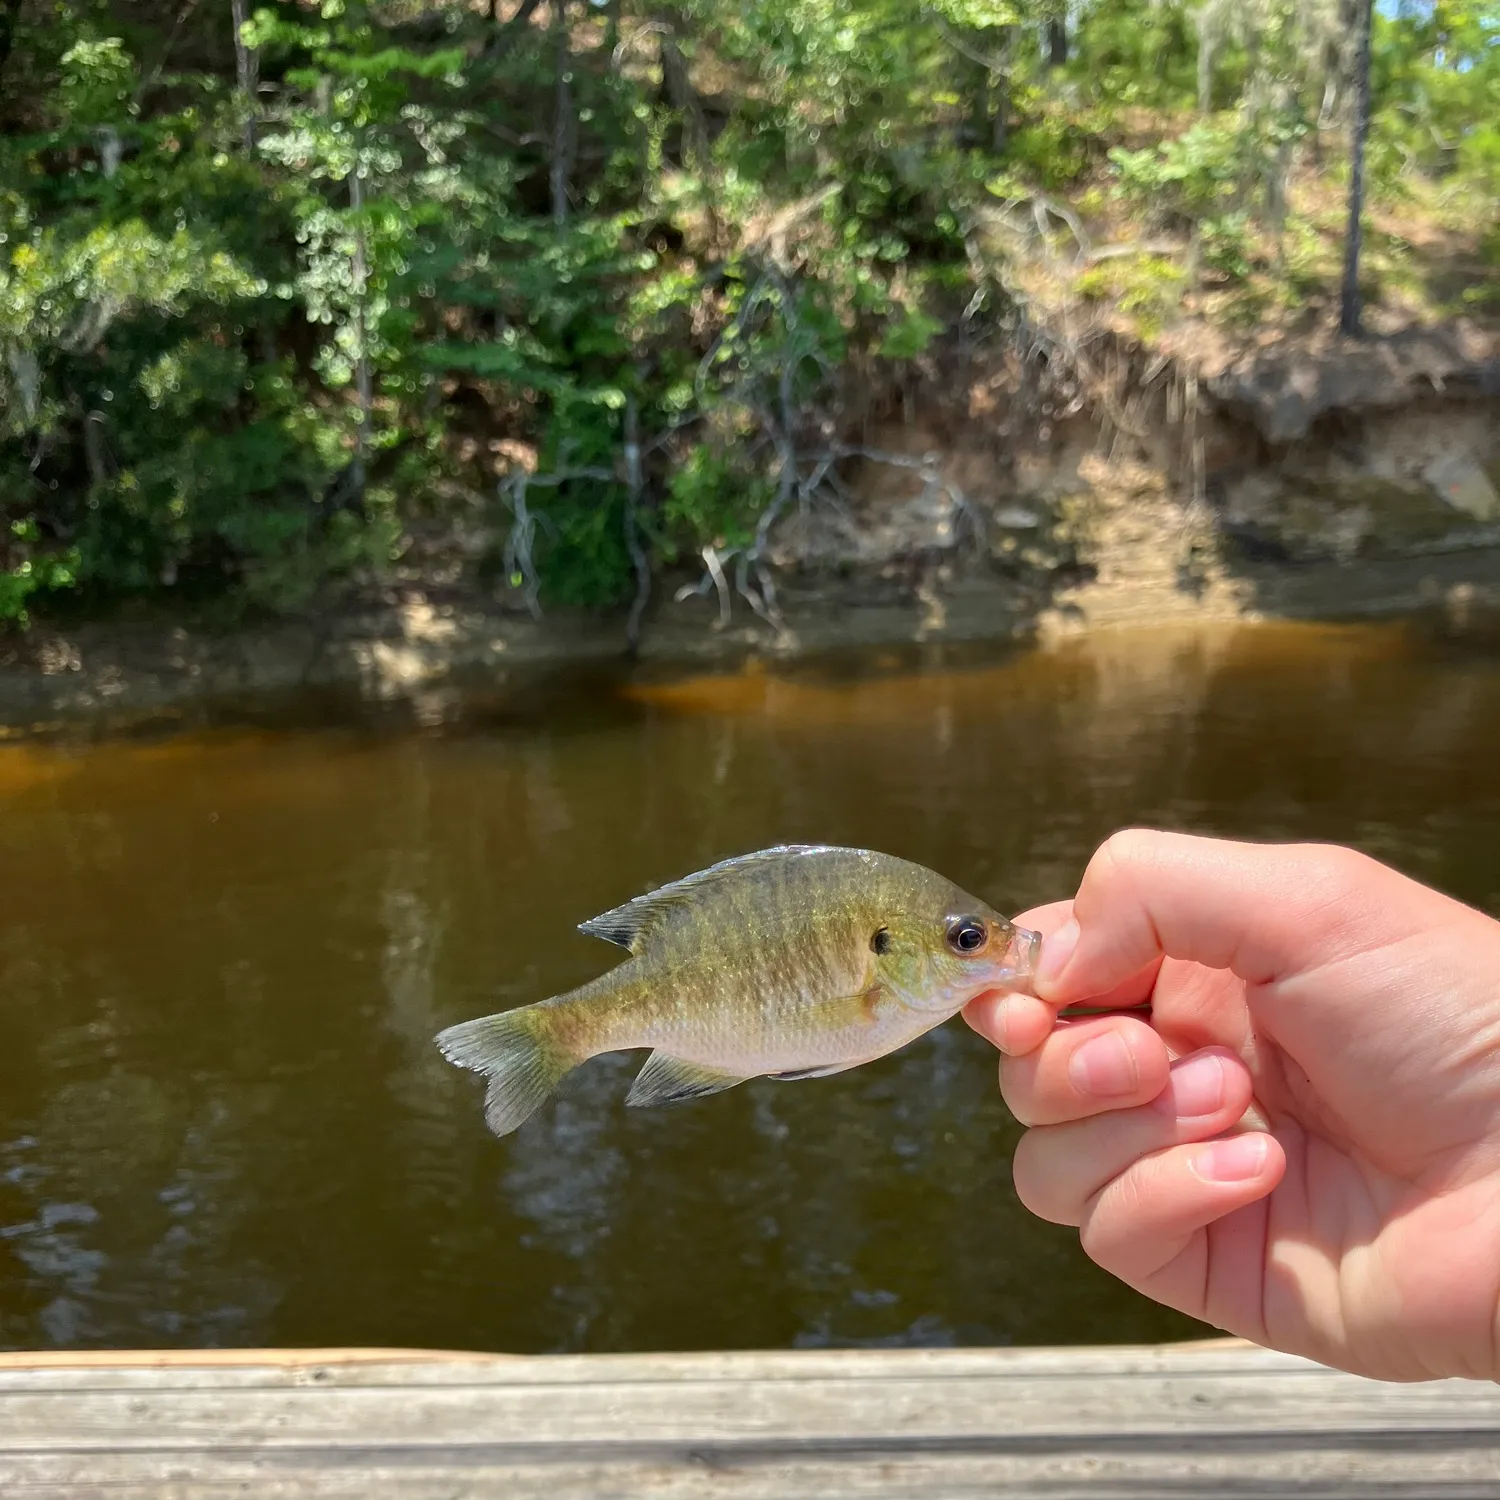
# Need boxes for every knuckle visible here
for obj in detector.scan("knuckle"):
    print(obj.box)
[1094,826,1163,882]
[1300,840,1379,891]
[1078,1163,1147,1263]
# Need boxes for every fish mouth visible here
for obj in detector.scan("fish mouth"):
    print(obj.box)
[1002,923,1043,989]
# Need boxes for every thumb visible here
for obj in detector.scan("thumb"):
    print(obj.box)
[1032,829,1431,1005]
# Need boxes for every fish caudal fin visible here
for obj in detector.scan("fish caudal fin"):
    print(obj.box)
[435,1007,578,1138]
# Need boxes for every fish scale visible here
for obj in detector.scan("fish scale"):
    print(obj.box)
[436,844,1040,1139]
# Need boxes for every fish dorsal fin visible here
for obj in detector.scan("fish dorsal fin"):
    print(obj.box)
[577,844,838,954]
[626,1051,749,1108]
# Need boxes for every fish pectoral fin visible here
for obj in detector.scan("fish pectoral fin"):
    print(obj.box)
[771,987,888,1080]
[625,1051,751,1109]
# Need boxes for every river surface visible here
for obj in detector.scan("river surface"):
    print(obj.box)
[2,620,1498,1355]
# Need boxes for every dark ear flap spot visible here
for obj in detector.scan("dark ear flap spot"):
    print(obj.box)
[871,927,891,955]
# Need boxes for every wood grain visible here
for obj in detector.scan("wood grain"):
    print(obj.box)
[3,1340,1497,1498]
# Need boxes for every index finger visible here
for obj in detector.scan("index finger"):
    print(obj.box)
[964,900,1158,1057]
[964,901,1070,1055]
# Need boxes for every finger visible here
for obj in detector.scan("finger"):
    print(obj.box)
[999,1013,1170,1127]
[1056,953,1163,1017]
[1012,1048,1254,1225]
[1078,1131,1287,1291]
[1032,828,1430,1006]
[1014,899,1074,933]
[964,901,1074,1055]
[966,901,1164,1057]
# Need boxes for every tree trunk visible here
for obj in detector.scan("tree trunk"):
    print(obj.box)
[0,0,23,80]
[83,411,110,488]
[1319,0,1362,126]
[1267,139,1292,237]
[623,393,650,654]
[550,0,572,227]
[659,30,707,166]
[1339,0,1373,336]
[984,28,1014,151]
[1045,16,1067,68]
[349,167,373,494]
[486,0,543,57]
[990,69,1008,152]
[230,0,259,150]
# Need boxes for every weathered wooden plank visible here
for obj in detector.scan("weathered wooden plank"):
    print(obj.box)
[0,1346,495,1373]
[0,1336,1276,1383]
[0,1337,1461,1392]
[9,1442,1500,1500]
[3,1365,1496,1452]
[2,1342,1497,1500]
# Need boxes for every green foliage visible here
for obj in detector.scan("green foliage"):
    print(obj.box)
[661,447,773,555]
[1458,124,1500,194]
[1110,118,1248,222]
[1075,253,1187,337]
[1,521,78,627]
[1200,213,1253,280]
[1070,0,1196,105]
[1007,113,1095,189]
[879,303,945,360]
[0,0,1494,625]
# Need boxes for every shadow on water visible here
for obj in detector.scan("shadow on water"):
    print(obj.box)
[1,619,1499,1355]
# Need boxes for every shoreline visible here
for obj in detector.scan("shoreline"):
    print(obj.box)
[2,544,1498,739]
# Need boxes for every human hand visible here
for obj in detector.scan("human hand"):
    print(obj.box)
[966,829,1500,1383]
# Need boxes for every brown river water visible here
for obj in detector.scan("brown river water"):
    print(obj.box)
[2,620,1497,1355]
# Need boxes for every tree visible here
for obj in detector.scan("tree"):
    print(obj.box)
[1339,0,1374,335]
[1,0,1495,628]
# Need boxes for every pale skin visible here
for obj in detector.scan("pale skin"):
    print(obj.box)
[962,829,1500,1384]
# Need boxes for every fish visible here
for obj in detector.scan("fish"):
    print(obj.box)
[435,843,1041,1138]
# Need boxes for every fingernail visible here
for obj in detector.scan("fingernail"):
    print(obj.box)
[1034,918,1079,992]
[1192,1134,1268,1183]
[1163,1053,1228,1119]
[1068,1031,1138,1097]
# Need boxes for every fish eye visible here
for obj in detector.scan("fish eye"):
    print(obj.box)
[871,926,891,955]
[946,917,987,955]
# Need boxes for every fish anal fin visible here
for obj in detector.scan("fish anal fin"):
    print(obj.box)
[578,844,837,954]
[625,1051,750,1108]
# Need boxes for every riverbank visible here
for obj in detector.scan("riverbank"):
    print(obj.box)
[4,316,1498,738]
[2,537,1498,738]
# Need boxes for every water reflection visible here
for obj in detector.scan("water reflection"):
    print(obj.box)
[1,620,1498,1354]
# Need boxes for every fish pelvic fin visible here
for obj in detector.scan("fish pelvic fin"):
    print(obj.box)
[768,1060,861,1081]
[435,1007,580,1138]
[625,1050,751,1109]
[578,844,837,953]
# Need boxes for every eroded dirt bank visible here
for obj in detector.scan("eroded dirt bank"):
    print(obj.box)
[3,327,1497,736]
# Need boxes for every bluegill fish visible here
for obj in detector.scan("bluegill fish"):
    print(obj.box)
[436,844,1040,1137]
